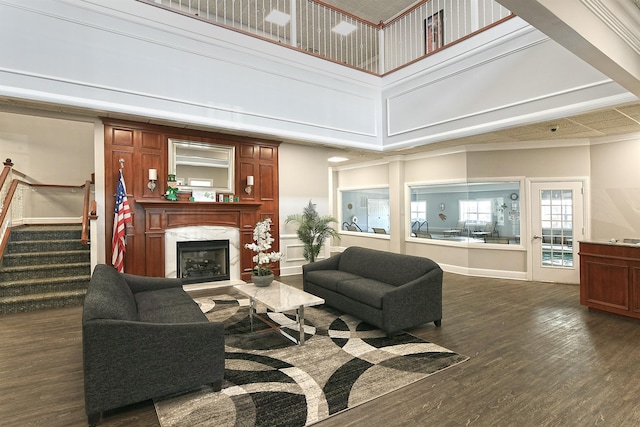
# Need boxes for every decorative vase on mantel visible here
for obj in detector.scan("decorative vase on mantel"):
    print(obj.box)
[252,274,274,287]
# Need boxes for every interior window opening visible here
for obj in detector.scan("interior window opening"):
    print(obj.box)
[408,181,521,244]
[340,188,390,235]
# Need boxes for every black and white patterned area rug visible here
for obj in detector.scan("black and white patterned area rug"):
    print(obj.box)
[154,293,468,427]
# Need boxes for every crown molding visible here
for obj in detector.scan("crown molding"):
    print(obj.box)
[581,0,640,55]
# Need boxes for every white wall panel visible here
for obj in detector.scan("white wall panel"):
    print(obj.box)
[382,17,635,149]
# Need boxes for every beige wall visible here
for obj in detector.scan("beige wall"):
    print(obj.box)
[405,151,467,183]
[466,145,590,178]
[0,112,94,184]
[278,143,335,275]
[0,111,95,220]
[590,136,640,240]
[278,143,332,230]
[335,162,389,189]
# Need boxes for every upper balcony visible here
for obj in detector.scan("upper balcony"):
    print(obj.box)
[140,0,512,75]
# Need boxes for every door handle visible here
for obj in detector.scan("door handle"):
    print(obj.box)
[533,235,542,240]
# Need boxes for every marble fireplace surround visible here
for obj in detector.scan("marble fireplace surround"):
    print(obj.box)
[165,226,240,283]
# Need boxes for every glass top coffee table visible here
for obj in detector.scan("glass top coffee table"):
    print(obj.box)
[233,281,324,345]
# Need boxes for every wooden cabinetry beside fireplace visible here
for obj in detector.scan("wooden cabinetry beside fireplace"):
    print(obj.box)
[104,118,279,281]
[579,241,640,320]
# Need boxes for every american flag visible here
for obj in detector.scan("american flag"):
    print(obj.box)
[111,170,132,273]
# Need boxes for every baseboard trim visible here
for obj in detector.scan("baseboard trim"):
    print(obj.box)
[439,263,528,281]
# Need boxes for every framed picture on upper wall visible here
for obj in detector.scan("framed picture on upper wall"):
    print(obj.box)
[425,10,444,54]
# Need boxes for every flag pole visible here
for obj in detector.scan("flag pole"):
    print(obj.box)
[112,159,132,273]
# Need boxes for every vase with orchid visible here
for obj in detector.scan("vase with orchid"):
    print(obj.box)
[245,218,283,285]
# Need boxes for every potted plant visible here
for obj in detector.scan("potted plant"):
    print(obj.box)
[244,218,282,287]
[285,200,340,263]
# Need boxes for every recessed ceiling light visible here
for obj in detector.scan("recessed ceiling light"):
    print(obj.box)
[332,21,357,36]
[265,9,290,26]
[328,156,349,163]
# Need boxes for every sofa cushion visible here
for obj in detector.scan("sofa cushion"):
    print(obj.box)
[305,270,362,292]
[335,278,396,309]
[338,247,438,286]
[83,264,138,322]
[135,288,207,323]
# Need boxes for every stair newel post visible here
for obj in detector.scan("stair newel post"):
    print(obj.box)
[0,159,16,262]
[1,158,13,186]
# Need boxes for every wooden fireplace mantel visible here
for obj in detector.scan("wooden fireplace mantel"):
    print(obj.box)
[136,199,263,279]
[137,199,262,230]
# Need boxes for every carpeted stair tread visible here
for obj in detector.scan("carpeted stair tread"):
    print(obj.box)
[4,249,89,256]
[7,239,86,245]
[0,261,90,273]
[12,225,81,230]
[8,224,83,239]
[0,274,91,286]
[0,263,90,283]
[2,250,90,266]
[6,239,88,253]
[0,275,90,298]
[0,290,87,314]
[0,289,86,302]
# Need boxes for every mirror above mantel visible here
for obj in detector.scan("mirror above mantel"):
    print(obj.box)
[168,138,235,193]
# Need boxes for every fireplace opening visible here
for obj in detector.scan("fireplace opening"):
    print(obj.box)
[177,240,230,284]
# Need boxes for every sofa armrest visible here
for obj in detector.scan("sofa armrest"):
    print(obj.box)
[382,267,443,331]
[302,252,342,274]
[123,273,184,293]
[83,319,225,415]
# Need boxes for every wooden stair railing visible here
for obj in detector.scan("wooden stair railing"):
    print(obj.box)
[0,158,97,260]
[81,178,98,245]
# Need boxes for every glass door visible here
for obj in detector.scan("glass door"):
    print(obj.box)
[530,181,584,284]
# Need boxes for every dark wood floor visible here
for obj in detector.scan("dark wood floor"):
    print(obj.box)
[2,273,640,426]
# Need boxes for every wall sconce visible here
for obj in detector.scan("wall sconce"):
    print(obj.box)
[147,168,157,191]
[245,175,254,194]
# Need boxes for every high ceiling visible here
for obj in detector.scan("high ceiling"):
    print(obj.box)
[320,0,422,24]
[324,0,640,25]
[2,0,639,166]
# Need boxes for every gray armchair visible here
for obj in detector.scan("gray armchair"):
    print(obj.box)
[82,265,225,425]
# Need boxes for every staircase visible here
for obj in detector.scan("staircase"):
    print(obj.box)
[0,224,91,314]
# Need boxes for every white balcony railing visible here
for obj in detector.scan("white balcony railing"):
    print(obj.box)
[141,0,512,74]
[384,0,511,72]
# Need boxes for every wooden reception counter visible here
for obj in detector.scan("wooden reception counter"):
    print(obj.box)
[579,241,640,320]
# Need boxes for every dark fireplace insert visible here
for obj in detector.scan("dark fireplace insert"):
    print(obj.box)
[177,240,230,284]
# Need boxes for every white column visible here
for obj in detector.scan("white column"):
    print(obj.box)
[387,156,405,254]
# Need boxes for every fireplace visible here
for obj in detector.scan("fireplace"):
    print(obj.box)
[177,240,230,284]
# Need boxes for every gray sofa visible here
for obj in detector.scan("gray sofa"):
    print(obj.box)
[82,264,225,426]
[303,247,443,335]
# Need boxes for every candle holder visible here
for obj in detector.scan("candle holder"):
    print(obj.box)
[147,168,157,191]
